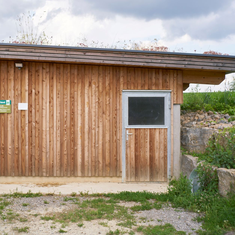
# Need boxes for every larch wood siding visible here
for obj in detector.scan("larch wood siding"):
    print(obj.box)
[0,61,183,177]
[126,128,168,182]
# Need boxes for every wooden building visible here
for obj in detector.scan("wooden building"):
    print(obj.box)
[0,44,234,183]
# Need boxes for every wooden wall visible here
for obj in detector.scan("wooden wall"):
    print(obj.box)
[126,128,168,182]
[0,61,183,177]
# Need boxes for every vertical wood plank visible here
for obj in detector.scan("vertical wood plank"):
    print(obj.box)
[159,128,165,181]
[4,63,8,176]
[84,66,89,176]
[73,65,79,176]
[0,62,6,176]
[28,63,32,176]
[109,67,113,177]
[164,128,168,181]
[80,65,85,176]
[21,63,29,176]
[31,63,36,176]
[53,64,57,176]
[116,67,120,177]
[105,66,110,176]
[155,129,160,181]
[42,63,47,176]
[14,66,20,176]
[98,66,103,176]
[56,64,61,176]
[102,66,106,176]
[130,129,135,181]
[77,65,82,176]
[91,66,97,176]
[7,62,14,176]
[46,63,50,176]
[67,65,71,177]
[145,129,150,181]
[118,67,124,176]
[70,65,75,176]
[88,66,92,176]
[135,129,140,181]
[60,64,64,176]
[149,129,154,181]
[162,70,170,89]
[139,129,145,181]
[112,67,117,176]
[49,64,54,176]
[177,70,183,104]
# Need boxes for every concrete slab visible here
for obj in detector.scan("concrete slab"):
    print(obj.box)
[0,182,168,195]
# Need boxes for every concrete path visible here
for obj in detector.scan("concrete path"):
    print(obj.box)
[0,182,168,195]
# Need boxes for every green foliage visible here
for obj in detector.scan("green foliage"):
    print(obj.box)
[13,226,29,233]
[105,191,157,203]
[106,229,121,235]
[137,223,186,235]
[182,91,235,114]
[199,127,235,169]
[58,228,67,233]
[196,164,219,193]
[3,191,42,198]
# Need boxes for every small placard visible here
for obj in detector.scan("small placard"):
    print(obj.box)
[18,103,28,110]
[0,100,11,113]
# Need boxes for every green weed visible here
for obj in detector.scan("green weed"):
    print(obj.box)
[58,228,67,233]
[137,223,186,235]
[13,226,29,233]
[106,229,121,235]
[182,91,235,114]
[3,191,42,198]
[22,203,29,207]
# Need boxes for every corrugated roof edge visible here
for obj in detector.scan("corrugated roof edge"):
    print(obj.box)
[0,43,235,59]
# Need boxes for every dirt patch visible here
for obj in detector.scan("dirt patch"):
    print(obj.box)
[0,194,202,235]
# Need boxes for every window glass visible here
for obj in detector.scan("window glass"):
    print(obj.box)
[128,97,164,125]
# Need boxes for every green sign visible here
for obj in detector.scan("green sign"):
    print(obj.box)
[0,100,11,113]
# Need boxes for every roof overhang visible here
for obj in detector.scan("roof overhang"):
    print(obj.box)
[0,43,235,85]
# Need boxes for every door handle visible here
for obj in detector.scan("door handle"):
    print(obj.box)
[126,130,133,140]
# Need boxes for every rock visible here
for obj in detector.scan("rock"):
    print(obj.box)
[217,168,235,197]
[181,155,198,178]
[181,127,216,153]
[224,114,230,119]
[196,114,205,121]
[218,119,228,124]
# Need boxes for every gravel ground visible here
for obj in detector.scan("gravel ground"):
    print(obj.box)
[0,194,202,235]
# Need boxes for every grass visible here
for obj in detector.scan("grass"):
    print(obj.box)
[37,197,136,229]
[22,203,29,207]
[0,178,234,235]
[182,91,235,115]
[13,226,29,233]
[137,223,186,235]
[2,191,43,198]
[58,228,67,233]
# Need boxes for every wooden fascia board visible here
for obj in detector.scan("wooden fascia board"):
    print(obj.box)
[182,70,225,85]
[0,45,235,73]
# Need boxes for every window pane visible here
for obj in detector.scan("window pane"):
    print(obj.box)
[128,97,165,125]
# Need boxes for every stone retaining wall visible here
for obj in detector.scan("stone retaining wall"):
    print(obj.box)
[181,154,235,197]
[181,111,235,153]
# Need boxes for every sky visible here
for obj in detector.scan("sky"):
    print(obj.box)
[0,0,234,92]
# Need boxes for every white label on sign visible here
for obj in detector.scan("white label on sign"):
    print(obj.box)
[18,103,28,110]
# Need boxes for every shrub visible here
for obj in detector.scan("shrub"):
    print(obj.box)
[182,91,235,113]
[204,127,235,169]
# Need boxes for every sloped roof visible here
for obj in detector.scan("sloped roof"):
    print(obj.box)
[0,43,235,73]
